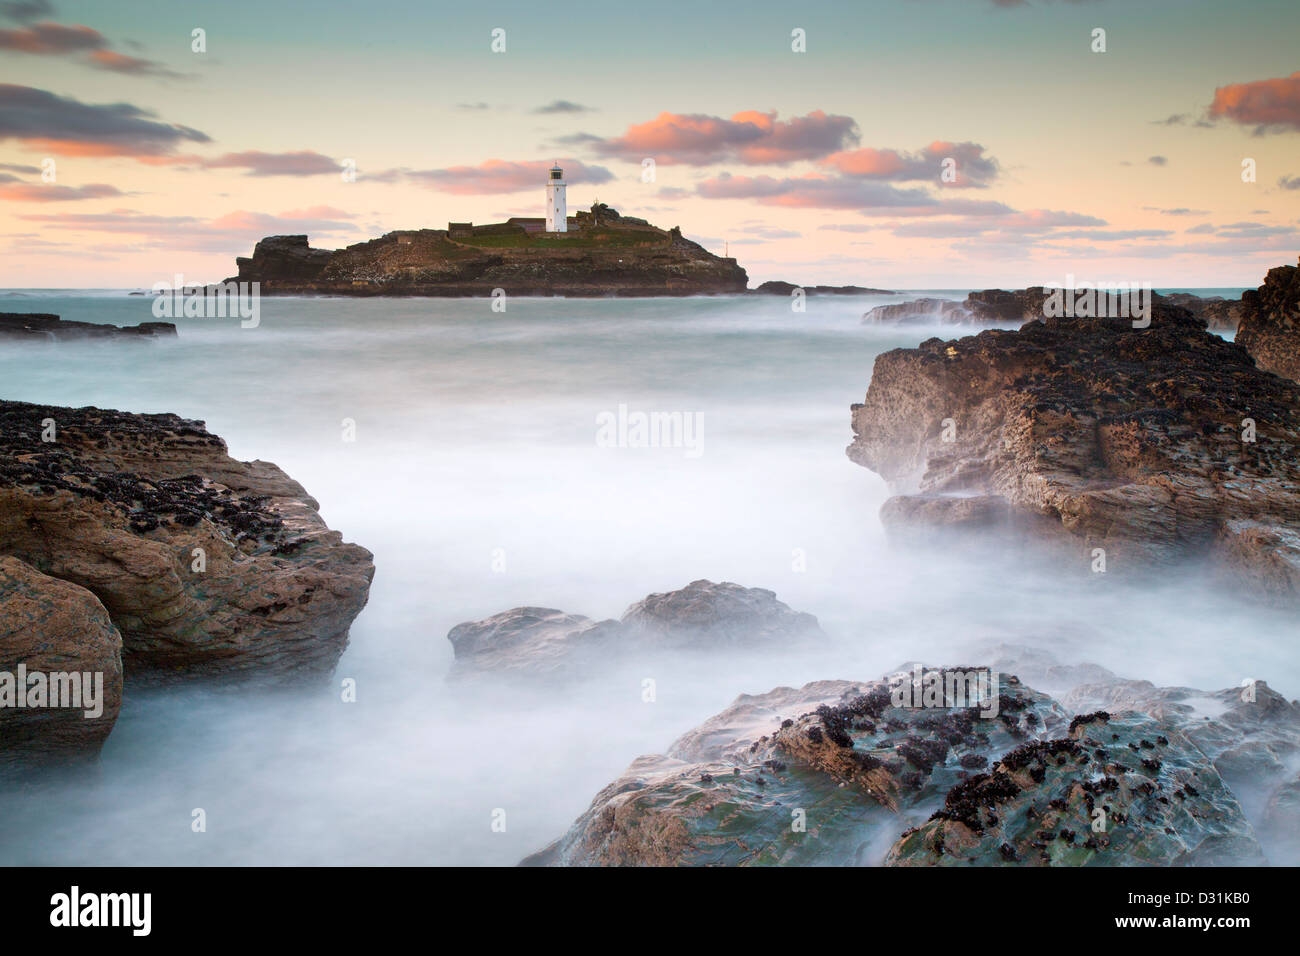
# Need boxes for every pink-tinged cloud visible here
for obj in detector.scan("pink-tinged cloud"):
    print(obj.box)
[0,182,121,201]
[0,21,102,53]
[581,110,859,165]
[0,21,180,76]
[821,141,1000,188]
[1208,71,1300,132]
[19,208,362,253]
[145,150,342,176]
[405,158,613,194]
[0,85,209,157]
[694,172,1015,216]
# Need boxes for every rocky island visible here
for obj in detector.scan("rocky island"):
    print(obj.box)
[228,204,749,297]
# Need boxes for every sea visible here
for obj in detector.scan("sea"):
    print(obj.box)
[0,288,1285,865]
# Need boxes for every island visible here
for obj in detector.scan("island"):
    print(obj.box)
[227,203,749,297]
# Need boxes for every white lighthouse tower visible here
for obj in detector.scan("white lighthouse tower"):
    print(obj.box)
[545,163,567,232]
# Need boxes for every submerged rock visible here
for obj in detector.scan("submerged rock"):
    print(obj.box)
[846,306,1300,601]
[0,400,374,682]
[447,579,822,677]
[0,312,176,341]
[0,556,123,767]
[1237,257,1300,382]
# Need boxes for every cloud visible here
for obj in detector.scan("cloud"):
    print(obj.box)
[1279,175,1300,190]
[0,161,39,173]
[1149,112,1214,129]
[403,158,614,194]
[0,21,99,53]
[581,110,859,165]
[821,141,1000,188]
[456,102,490,111]
[694,171,1016,218]
[18,206,362,253]
[534,100,594,114]
[0,19,181,76]
[0,181,121,201]
[0,1,54,22]
[1147,155,1168,166]
[0,85,209,157]
[148,150,342,176]
[1143,206,1208,216]
[1208,71,1300,133]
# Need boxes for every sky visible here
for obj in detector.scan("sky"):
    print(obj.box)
[1,0,1298,288]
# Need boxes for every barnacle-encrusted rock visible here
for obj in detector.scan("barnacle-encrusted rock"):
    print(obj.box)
[846,305,1300,601]
[0,556,123,767]
[1237,257,1300,382]
[0,400,374,682]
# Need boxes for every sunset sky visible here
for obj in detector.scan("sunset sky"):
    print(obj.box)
[2,0,1298,288]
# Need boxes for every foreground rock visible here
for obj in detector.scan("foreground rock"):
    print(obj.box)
[1,313,176,341]
[864,289,1241,331]
[525,658,1284,866]
[0,556,123,767]
[1237,257,1300,381]
[0,400,374,682]
[847,306,1300,600]
[230,210,748,296]
[448,580,822,677]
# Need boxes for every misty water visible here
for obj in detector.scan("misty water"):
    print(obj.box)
[0,289,1288,866]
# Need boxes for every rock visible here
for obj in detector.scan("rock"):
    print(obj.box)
[755,281,893,296]
[887,711,1262,866]
[1,313,176,341]
[846,307,1300,600]
[447,608,620,678]
[619,579,822,648]
[447,580,822,677]
[1237,257,1300,381]
[230,218,748,297]
[863,289,1241,331]
[527,664,1277,866]
[0,556,122,768]
[234,235,332,283]
[1163,293,1243,333]
[863,298,972,324]
[0,400,374,682]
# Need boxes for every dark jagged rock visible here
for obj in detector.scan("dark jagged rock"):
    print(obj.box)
[0,313,176,341]
[864,288,1241,331]
[0,556,123,768]
[754,281,893,296]
[0,400,374,682]
[1238,257,1300,381]
[846,306,1300,601]
[1163,293,1244,333]
[447,579,822,677]
[229,214,748,297]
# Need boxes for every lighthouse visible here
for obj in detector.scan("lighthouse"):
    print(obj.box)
[546,164,567,232]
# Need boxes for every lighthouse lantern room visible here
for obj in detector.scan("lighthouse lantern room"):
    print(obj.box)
[546,164,567,233]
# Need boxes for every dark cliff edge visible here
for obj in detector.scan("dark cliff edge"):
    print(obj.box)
[225,210,749,297]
